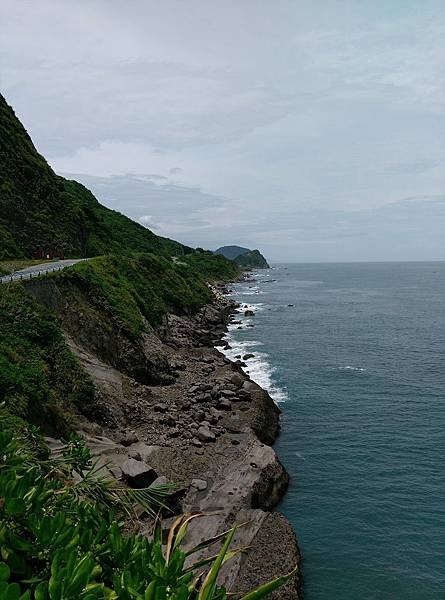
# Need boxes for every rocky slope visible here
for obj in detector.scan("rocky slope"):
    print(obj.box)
[27,275,301,598]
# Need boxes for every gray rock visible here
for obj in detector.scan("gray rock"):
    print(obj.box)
[218,399,232,410]
[150,475,169,488]
[220,389,236,398]
[195,393,212,403]
[188,384,201,394]
[160,413,175,426]
[121,459,157,488]
[191,478,208,491]
[119,431,139,446]
[230,373,244,388]
[128,450,142,461]
[154,403,168,413]
[192,438,203,447]
[197,426,216,443]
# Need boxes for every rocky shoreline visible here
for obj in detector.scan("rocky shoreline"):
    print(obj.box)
[39,274,301,598]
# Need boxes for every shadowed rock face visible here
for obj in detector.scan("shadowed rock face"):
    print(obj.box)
[37,279,300,598]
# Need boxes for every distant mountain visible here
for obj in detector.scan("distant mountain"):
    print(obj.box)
[215,245,269,268]
[0,93,186,259]
[214,245,250,260]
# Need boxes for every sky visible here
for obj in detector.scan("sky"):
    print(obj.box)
[1,0,444,262]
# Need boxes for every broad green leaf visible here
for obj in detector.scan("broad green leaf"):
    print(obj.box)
[4,582,21,600]
[0,562,10,582]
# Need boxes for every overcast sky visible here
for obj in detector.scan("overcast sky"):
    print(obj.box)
[1,1,444,261]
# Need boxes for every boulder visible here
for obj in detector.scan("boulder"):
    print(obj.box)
[197,426,216,443]
[244,310,255,317]
[243,353,255,360]
[191,478,208,491]
[218,399,232,410]
[119,431,139,446]
[221,389,236,397]
[230,373,244,388]
[121,459,157,488]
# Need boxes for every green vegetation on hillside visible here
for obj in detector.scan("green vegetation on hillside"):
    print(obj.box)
[0,284,93,433]
[0,94,186,259]
[215,246,269,269]
[234,249,269,269]
[57,252,238,339]
[215,245,250,261]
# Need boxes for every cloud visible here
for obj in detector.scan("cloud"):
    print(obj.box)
[1,1,444,260]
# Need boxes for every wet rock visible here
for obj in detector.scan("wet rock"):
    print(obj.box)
[121,459,157,488]
[243,353,255,360]
[244,310,254,317]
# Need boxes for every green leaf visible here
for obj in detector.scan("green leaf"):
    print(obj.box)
[34,581,49,600]
[4,582,21,600]
[5,498,26,516]
[0,562,10,582]
[197,527,236,600]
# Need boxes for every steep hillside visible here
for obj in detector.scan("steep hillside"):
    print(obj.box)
[216,245,269,268]
[215,245,250,260]
[0,93,186,259]
[235,249,269,268]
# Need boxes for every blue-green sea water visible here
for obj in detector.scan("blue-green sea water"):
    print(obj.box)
[221,262,445,600]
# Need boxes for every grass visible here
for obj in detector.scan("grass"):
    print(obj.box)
[0,259,52,274]
[57,252,238,338]
[0,283,93,434]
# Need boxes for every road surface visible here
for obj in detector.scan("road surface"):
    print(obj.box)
[0,259,87,284]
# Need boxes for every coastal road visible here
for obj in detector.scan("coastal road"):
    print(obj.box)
[0,258,87,284]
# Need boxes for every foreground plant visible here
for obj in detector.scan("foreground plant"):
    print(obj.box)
[0,412,297,599]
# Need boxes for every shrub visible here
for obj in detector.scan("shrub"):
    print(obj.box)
[0,414,296,599]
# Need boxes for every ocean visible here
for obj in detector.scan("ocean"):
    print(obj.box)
[219,262,445,600]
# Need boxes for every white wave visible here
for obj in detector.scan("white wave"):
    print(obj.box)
[217,335,288,403]
[236,302,264,313]
[338,365,367,372]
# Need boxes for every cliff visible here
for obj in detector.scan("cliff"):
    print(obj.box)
[215,246,270,269]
